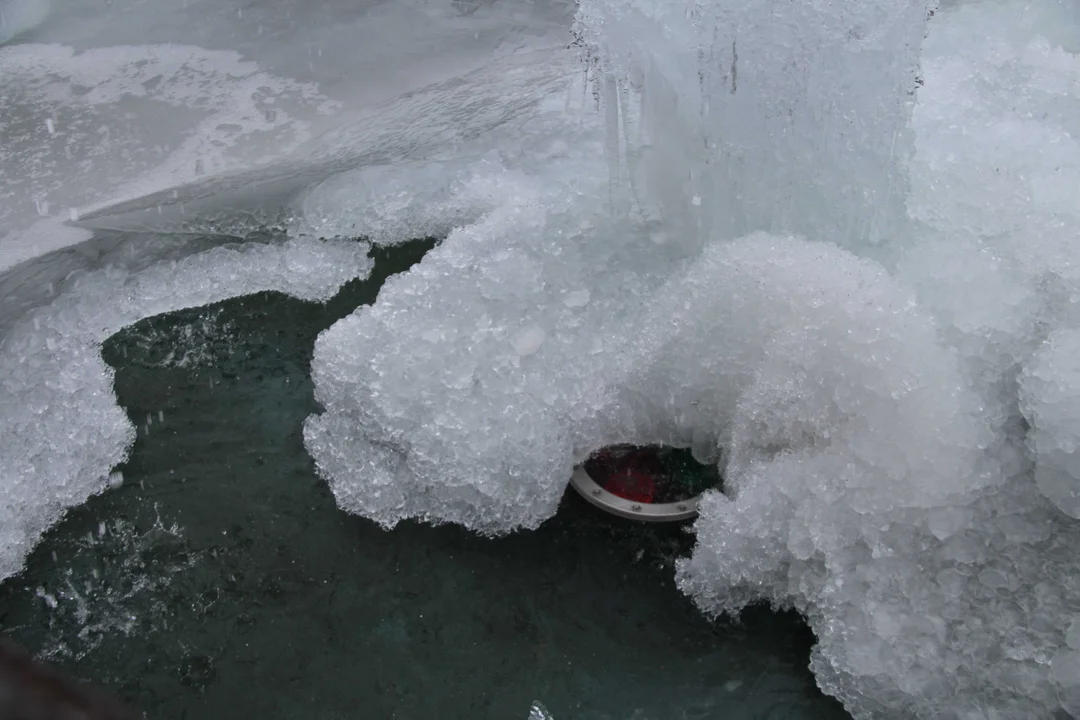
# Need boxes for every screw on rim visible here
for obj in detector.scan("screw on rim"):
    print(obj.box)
[569,466,702,522]
[569,444,722,522]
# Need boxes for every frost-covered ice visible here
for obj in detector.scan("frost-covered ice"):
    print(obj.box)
[0,237,372,581]
[289,156,517,245]
[299,0,1080,718]
[303,105,633,532]
[7,0,1080,717]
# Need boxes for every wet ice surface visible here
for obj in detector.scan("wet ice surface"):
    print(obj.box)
[0,0,574,266]
[0,241,846,719]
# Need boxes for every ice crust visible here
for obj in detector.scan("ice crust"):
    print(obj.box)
[0,237,372,581]
[299,0,1080,717]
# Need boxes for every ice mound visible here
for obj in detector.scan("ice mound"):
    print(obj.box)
[616,234,989,508]
[300,91,669,532]
[301,0,1080,716]
[303,156,646,532]
[0,237,372,581]
[663,2,1080,718]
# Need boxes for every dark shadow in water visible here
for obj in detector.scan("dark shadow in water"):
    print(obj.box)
[0,238,850,720]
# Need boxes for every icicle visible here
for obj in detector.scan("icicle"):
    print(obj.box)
[603,73,622,215]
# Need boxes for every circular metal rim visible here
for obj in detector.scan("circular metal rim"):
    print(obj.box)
[569,465,701,522]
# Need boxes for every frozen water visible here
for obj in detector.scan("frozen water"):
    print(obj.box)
[1020,330,1080,519]
[298,0,1080,718]
[0,0,572,274]
[0,237,372,581]
[72,49,578,237]
[575,0,934,256]
[6,0,1080,717]
[527,701,555,720]
[0,41,335,257]
[0,0,48,45]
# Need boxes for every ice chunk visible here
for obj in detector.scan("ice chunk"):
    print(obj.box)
[1020,329,1080,519]
[513,325,546,357]
[0,237,372,581]
[561,289,590,308]
[666,4,1080,718]
[575,0,935,254]
[527,701,555,720]
[620,233,988,510]
[303,163,627,533]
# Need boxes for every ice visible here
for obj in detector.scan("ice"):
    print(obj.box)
[287,155,520,244]
[0,236,372,581]
[0,0,574,270]
[0,0,48,45]
[303,154,624,533]
[527,701,555,720]
[0,42,335,245]
[575,0,934,256]
[6,0,1080,716]
[297,0,1080,716]
[71,48,577,237]
[302,92,710,531]
[1020,330,1080,519]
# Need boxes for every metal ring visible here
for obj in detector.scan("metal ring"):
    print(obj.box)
[568,466,701,522]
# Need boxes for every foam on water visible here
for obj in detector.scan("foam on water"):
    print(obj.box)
[0,237,372,581]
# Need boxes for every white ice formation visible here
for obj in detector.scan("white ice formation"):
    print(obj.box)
[299,0,1080,718]
[0,237,372,581]
[3,0,1080,716]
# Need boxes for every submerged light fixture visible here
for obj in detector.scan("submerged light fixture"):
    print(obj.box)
[570,445,722,522]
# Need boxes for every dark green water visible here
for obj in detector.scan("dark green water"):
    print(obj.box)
[0,239,849,720]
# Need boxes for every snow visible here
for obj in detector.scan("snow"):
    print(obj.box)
[6,0,1080,717]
